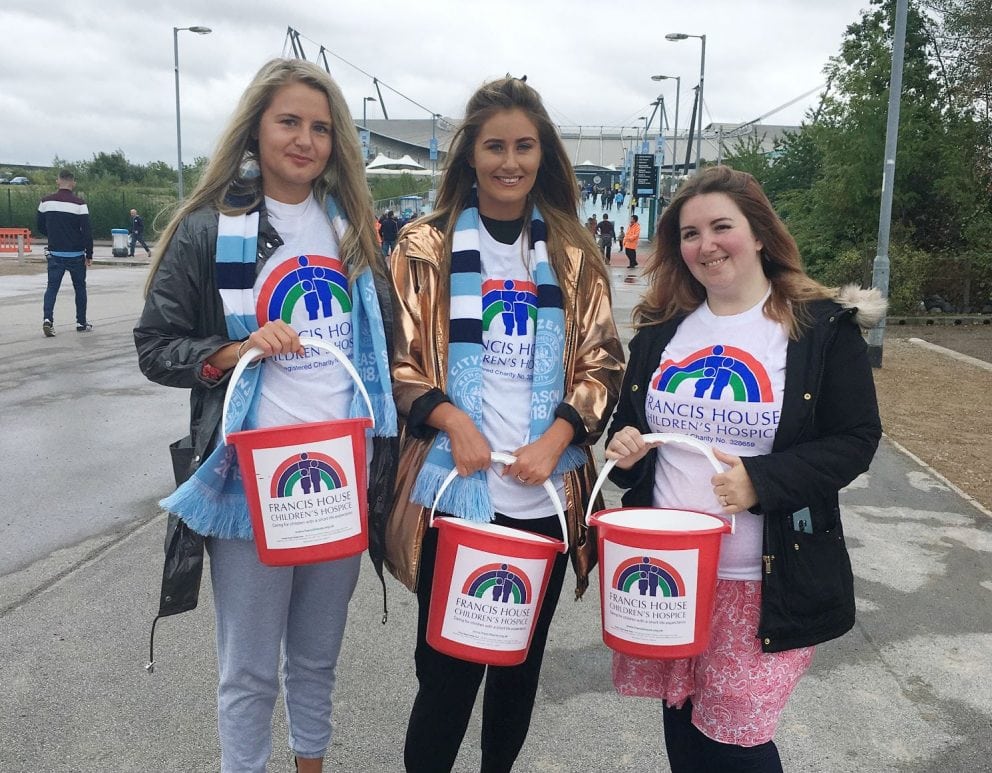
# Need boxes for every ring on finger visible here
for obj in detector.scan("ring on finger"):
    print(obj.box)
[517,474,526,484]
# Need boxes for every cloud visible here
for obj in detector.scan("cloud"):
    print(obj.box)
[0,0,870,166]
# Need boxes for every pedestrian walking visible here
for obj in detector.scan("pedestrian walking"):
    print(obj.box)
[37,169,93,336]
[585,215,598,238]
[604,165,885,773]
[134,58,397,773]
[128,208,152,256]
[386,75,624,773]
[596,213,616,262]
[379,210,399,256]
[623,213,641,267]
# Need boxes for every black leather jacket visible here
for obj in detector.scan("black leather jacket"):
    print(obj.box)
[607,294,882,652]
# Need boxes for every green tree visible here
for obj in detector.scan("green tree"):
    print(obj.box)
[720,133,771,182]
[763,0,992,310]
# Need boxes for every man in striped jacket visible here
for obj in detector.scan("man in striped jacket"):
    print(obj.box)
[37,169,94,336]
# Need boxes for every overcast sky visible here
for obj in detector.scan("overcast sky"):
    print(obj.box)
[1,0,872,168]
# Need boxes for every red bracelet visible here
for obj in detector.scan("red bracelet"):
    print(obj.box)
[201,361,225,381]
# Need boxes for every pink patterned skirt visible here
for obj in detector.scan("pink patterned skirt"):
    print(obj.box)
[611,579,814,747]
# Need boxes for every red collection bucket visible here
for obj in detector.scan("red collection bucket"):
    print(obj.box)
[223,337,375,567]
[426,452,568,666]
[585,433,734,659]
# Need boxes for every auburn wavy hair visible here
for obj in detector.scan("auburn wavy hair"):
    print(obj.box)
[634,165,833,338]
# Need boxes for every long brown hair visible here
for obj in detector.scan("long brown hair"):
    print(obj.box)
[635,165,833,337]
[423,76,607,299]
[146,58,379,294]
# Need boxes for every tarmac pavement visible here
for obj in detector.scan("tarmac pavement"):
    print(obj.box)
[1,251,991,772]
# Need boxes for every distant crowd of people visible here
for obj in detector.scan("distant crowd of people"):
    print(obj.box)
[582,181,633,212]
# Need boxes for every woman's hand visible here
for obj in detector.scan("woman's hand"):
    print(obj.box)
[711,449,759,513]
[506,419,574,486]
[428,403,492,477]
[244,320,305,359]
[207,320,305,371]
[604,426,658,470]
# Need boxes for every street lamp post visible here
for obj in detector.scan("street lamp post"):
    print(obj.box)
[173,25,211,201]
[430,113,441,198]
[362,96,376,128]
[651,74,681,181]
[666,32,706,174]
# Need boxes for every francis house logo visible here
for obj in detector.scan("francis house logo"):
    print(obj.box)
[612,556,686,597]
[652,344,772,402]
[256,255,351,324]
[482,279,537,336]
[461,562,533,604]
[270,452,348,498]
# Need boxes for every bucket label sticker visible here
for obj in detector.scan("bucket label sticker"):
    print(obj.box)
[603,542,700,646]
[250,434,362,549]
[441,545,549,651]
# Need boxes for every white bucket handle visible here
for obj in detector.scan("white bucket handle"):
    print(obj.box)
[429,451,569,554]
[585,432,735,534]
[221,335,375,445]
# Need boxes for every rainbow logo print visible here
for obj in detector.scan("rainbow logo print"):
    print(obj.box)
[270,452,348,498]
[482,279,537,336]
[652,345,773,402]
[613,556,686,597]
[256,255,350,325]
[462,562,532,604]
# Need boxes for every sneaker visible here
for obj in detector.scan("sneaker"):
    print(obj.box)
[43,319,55,337]
[76,323,93,332]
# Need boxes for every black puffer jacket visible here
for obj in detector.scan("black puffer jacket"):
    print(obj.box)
[607,289,884,652]
[134,202,398,631]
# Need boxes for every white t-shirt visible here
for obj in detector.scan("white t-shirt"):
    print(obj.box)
[254,194,354,429]
[645,292,787,579]
[479,225,566,519]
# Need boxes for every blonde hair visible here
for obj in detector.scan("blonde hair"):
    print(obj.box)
[635,165,834,337]
[423,76,608,299]
[146,58,379,293]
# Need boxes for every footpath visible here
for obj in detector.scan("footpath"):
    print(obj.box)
[1,259,990,772]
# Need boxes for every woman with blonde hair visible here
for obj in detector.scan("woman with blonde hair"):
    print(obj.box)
[135,58,396,772]
[605,165,884,772]
[386,75,624,772]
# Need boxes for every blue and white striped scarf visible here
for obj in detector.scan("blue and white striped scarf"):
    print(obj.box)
[161,196,396,539]
[410,195,585,522]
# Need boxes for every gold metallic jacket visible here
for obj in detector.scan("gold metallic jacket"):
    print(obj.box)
[386,221,625,598]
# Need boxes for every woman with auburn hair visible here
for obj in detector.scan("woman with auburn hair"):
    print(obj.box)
[135,58,396,772]
[604,165,884,772]
[386,76,624,772]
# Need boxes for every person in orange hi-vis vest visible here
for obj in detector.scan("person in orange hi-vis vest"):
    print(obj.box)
[623,213,641,268]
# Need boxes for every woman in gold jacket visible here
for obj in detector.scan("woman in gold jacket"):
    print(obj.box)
[386,76,624,772]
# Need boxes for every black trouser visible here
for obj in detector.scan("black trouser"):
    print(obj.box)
[598,237,613,261]
[404,512,569,773]
[663,700,784,773]
[129,232,150,255]
[624,247,637,267]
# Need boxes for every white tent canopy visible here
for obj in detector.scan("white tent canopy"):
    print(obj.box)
[366,153,426,171]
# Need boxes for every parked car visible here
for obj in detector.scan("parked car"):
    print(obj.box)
[0,178,9,184]
[8,176,31,185]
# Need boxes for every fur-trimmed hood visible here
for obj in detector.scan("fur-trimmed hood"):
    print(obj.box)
[836,284,887,329]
